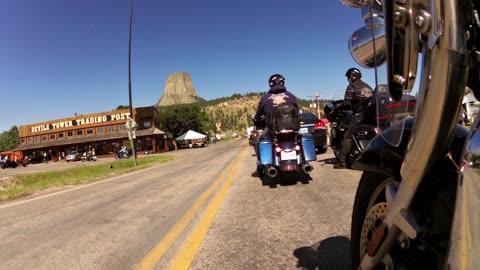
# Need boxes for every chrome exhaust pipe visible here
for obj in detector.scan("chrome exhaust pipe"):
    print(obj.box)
[267,166,278,177]
[302,163,313,173]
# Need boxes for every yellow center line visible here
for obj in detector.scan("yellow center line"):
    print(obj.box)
[135,146,247,270]
[169,146,248,270]
[461,177,471,269]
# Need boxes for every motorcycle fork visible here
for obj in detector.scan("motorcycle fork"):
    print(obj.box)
[361,0,469,269]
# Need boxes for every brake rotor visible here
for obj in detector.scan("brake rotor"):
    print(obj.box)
[360,203,391,264]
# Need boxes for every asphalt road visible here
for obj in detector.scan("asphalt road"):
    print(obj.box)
[0,139,362,270]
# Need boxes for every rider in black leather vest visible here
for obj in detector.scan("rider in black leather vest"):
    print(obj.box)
[334,68,374,169]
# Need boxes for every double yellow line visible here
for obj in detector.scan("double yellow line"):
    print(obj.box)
[136,146,248,270]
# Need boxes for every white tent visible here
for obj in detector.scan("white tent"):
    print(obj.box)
[176,130,207,141]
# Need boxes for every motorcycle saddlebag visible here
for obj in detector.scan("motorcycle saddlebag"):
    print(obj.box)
[258,139,273,165]
[301,134,317,161]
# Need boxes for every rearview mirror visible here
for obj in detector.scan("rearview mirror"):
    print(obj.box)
[349,23,386,68]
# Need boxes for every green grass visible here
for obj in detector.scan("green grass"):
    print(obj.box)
[0,155,176,201]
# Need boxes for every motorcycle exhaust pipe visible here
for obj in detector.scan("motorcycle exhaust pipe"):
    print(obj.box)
[302,163,313,173]
[267,166,278,178]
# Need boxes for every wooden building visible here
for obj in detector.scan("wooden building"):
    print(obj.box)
[13,106,170,162]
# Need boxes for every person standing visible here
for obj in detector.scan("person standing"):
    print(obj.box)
[333,67,374,169]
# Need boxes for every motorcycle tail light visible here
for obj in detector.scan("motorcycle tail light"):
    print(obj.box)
[294,145,301,151]
[275,146,282,153]
[374,128,382,135]
[314,121,326,130]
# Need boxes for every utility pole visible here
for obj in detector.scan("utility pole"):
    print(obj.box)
[128,0,137,166]
[308,92,321,117]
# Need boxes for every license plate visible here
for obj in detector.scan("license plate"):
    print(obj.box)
[280,150,297,160]
[299,127,308,134]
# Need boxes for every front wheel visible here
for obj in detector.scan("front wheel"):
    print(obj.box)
[351,171,397,268]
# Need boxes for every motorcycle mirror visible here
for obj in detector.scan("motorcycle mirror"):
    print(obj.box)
[348,23,386,69]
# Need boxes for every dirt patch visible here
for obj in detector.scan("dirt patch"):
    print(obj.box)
[0,176,19,191]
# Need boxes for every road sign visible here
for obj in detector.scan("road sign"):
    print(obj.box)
[125,118,138,130]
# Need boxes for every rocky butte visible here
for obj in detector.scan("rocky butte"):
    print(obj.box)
[157,72,202,106]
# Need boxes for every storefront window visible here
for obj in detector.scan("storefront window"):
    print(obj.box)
[58,132,64,139]
[49,134,56,140]
[27,137,33,143]
[67,131,74,137]
[77,130,83,136]
[34,136,40,142]
[119,124,127,131]
[107,125,116,133]
[42,135,47,141]
[97,127,104,134]
[20,138,26,144]
[86,128,94,135]
[143,120,151,128]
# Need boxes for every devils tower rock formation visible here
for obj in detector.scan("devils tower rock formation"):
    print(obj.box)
[157,72,201,106]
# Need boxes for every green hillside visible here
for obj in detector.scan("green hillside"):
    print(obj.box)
[197,92,333,135]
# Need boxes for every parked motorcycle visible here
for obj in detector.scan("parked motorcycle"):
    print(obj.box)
[20,156,30,167]
[340,0,480,269]
[1,159,18,169]
[81,151,97,161]
[254,103,316,178]
[116,146,131,159]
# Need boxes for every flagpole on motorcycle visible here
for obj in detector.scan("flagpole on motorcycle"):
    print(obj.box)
[127,0,137,167]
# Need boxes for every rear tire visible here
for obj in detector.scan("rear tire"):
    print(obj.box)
[316,146,327,154]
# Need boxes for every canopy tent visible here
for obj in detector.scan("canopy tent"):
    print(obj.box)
[176,130,207,141]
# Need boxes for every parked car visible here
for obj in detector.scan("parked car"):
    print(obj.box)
[299,112,328,154]
[66,151,81,162]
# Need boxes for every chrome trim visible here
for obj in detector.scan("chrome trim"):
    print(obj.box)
[359,0,469,268]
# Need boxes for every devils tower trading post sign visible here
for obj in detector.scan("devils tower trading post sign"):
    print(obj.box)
[30,112,131,133]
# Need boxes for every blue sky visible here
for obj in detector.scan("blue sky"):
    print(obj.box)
[1,0,385,133]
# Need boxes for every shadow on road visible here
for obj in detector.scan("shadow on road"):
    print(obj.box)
[316,157,337,165]
[259,171,313,188]
[293,235,351,270]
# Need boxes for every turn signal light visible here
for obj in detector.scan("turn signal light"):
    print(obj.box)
[275,146,282,153]
[294,145,301,151]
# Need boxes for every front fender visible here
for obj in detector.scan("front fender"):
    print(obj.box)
[352,118,468,178]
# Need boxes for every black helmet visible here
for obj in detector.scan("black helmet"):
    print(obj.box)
[268,74,286,86]
[345,68,362,78]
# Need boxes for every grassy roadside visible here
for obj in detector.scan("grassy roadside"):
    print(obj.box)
[0,155,176,201]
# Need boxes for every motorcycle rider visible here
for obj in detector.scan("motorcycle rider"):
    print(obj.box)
[333,67,373,169]
[251,73,299,177]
